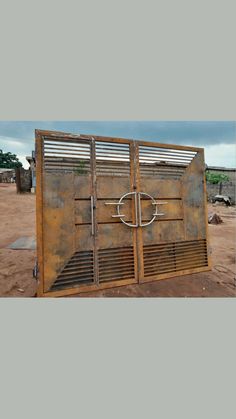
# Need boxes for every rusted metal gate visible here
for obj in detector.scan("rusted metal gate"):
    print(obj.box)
[36,129,210,297]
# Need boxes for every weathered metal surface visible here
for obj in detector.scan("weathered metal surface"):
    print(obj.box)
[97,176,131,199]
[43,172,75,291]
[74,175,91,199]
[75,200,92,224]
[35,130,210,297]
[140,178,182,199]
[142,220,185,245]
[75,225,94,251]
[140,199,183,221]
[182,150,206,240]
[96,199,133,223]
[97,223,134,248]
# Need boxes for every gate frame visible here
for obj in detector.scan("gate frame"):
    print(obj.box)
[35,129,211,297]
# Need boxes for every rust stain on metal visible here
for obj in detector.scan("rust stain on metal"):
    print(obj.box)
[35,130,210,297]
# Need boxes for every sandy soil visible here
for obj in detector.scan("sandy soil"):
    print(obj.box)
[0,183,235,297]
[0,184,37,297]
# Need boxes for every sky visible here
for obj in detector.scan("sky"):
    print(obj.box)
[0,121,235,169]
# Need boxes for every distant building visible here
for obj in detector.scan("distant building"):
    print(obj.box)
[0,168,15,183]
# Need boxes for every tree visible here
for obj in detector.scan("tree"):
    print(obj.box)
[205,170,230,195]
[205,171,229,184]
[0,149,22,169]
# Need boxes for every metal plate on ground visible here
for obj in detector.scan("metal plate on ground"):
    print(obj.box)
[8,236,36,250]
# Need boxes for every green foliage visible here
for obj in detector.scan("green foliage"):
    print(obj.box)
[0,149,22,169]
[205,171,229,184]
[74,160,87,175]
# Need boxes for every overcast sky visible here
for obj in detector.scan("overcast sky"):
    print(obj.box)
[0,121,235,168]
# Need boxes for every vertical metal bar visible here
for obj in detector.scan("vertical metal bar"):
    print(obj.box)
[129,140,138,284]
[91,195,94,235]
[134,191,138,227]
[138,192,142,227]
[35,130,44,297]
[134,141,145,282]
[202,149,212,269]
[91,137,99,285]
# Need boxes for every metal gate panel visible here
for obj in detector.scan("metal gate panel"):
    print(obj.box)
[43,171,75,291]
[36,131,96,294]
[134,140,210,283]
[182,150,207,240]
[95,138,138,286]
[36,130,210,297]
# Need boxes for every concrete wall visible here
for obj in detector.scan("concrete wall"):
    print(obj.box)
[207,181,236,204]
[15,168,32,193]
[206,166,236,204]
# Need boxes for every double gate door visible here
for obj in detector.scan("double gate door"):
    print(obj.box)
[36,130,210,297]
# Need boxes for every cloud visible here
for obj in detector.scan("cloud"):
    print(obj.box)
[204,144,236,168]
[0,121,235,168]
[0,121,235,145]
[17,156,30,169]
[0,136,26,149]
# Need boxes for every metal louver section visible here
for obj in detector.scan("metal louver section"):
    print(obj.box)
[43,137,91,173]
[139,145,197,179]
[143,240,208,277]
[98,247,135,282]
[51,250,94,290]
[95,141,130,176]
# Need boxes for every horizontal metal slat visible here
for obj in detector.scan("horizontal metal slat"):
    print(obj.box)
[61,266,94,275]
[143,240,208,276]
[44,137,91,145]
[98,246,134,254]
[144,255,208,269]
[57,268,94,278]
[144,260,207,275]
[44,141,90,149]
[139,149,194,158]
[96,148,130,155]
[45,152,91,158]
[99,272,134,282]
[144,248,207,260]
[52,277,94,289]
[51,251,95,291]
[44,156,91,163]
[98,247,134,283]
[139,156,193,164]
[98,255,135,263]
[99,268,135,278]
[143,240,206,251]
[71,252,93,259]
[96,142,130,151]
[96,166,130,172]
[139,145,196,155]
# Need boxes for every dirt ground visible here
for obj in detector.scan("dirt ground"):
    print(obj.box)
[0,183,235,297]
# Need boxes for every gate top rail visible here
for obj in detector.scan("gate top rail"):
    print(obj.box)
[35,129,203,152]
